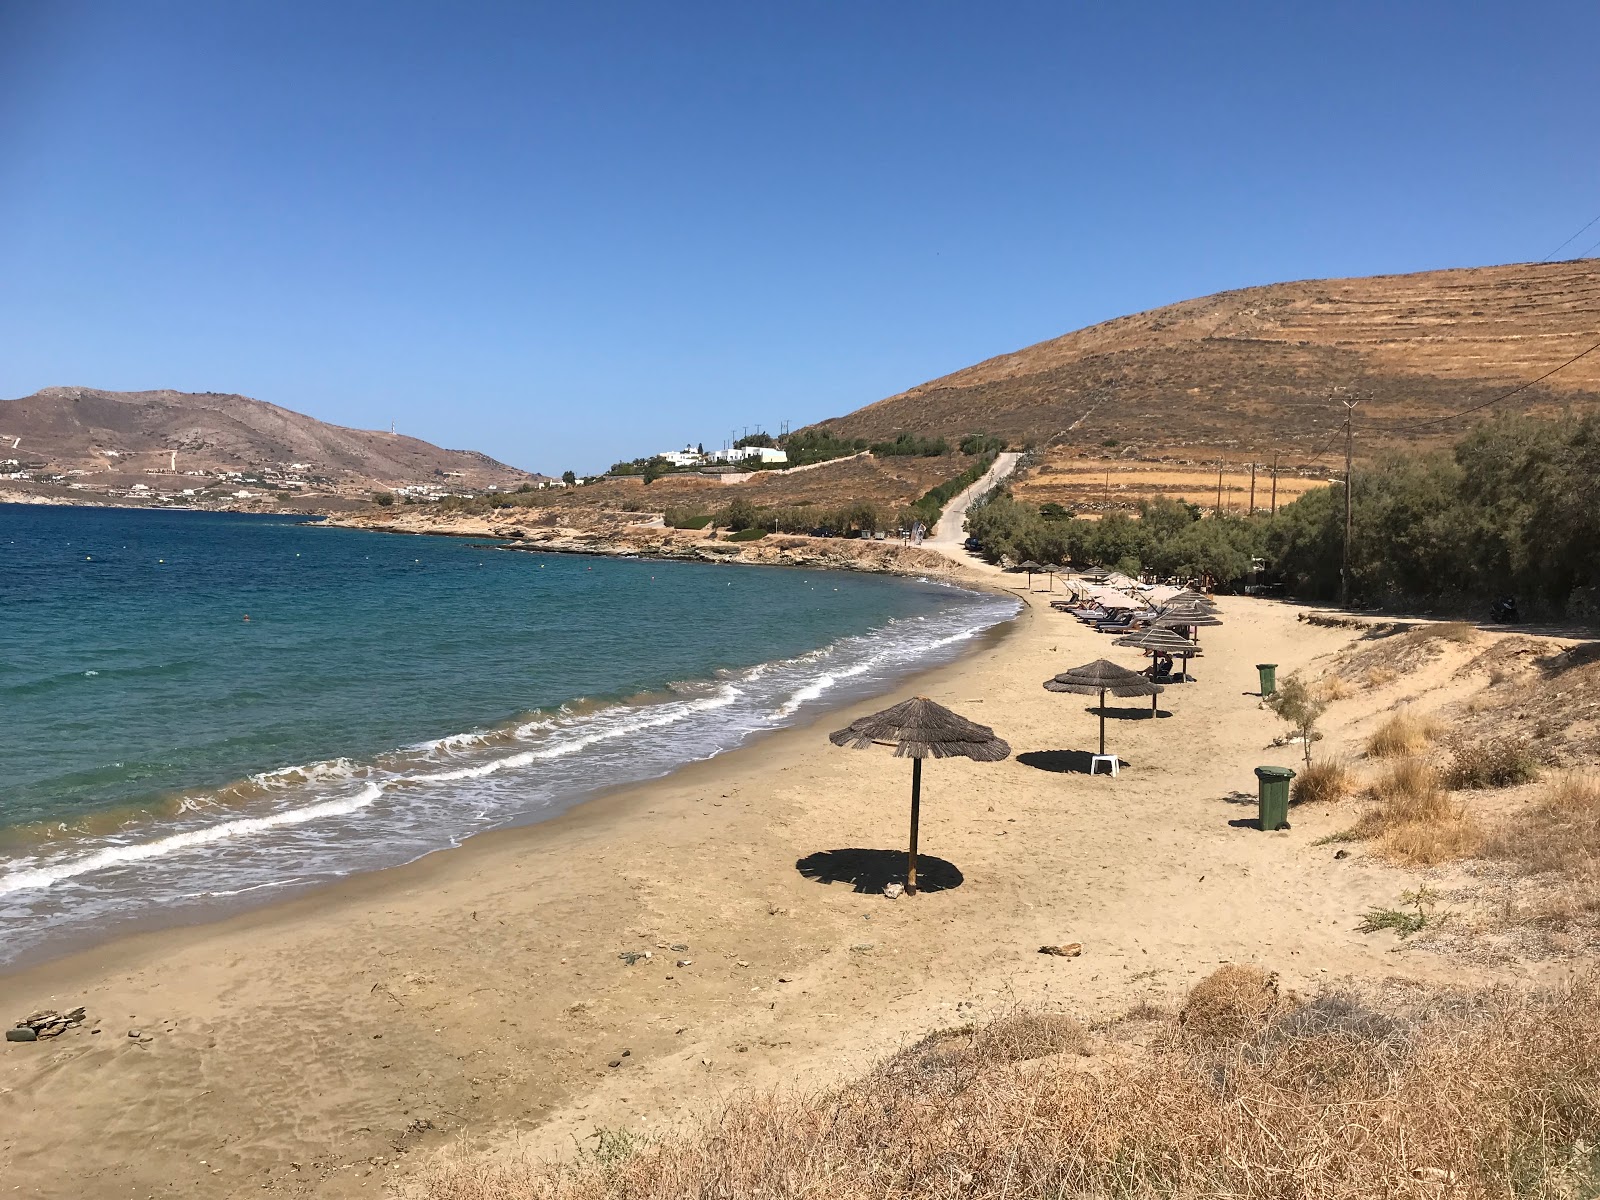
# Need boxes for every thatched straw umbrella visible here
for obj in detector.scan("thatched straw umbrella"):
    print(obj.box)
[829,697,1010,894]
[1154,602,1222,646]
[1016,560,1042,588]
[1115,626,1203,687]
[1044,659,1163,758]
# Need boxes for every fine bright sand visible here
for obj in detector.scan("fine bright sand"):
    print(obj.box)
[0,582,1505,1198]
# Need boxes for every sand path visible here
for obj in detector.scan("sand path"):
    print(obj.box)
[928,450,1020,548]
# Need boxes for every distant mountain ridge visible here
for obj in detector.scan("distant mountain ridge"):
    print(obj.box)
[0,387,532,494]
[806,260,1600,459]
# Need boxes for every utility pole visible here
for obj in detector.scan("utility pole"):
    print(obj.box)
[1270,452,1279,515]
[1215,459,1224,515]
[1338,393,1361,607]
[1248,461,1257,515]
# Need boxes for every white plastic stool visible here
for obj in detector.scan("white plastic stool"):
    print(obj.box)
[1090,754,1119,777]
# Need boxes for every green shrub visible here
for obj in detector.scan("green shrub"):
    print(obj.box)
[727,528,767,542]
[1443,735,1539,790]
[871,432,950,457]
[959,432,1006,456]
[373,492,395,507]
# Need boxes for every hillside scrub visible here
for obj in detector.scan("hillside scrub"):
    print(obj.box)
[1443,734,1539,789]
[1271,413,1600,613]
[420,971,1600,1200]
[870,431,951,457]
[964,493,1264,586]
[962,413,1600,612]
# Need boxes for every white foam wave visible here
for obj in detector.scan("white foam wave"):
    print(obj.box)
[0,783,384,897]
[249,757,360,789]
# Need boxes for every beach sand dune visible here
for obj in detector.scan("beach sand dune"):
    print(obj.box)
[0,587,1526,1197]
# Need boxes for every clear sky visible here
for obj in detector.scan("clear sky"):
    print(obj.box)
[3,2,1597,474]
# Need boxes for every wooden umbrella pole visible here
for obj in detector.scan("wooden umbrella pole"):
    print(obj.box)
[907,757,922,895]
[1099,688,1107,756]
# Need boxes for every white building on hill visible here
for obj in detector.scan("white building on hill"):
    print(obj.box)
[657,447,705,467]
[709,446,786,465]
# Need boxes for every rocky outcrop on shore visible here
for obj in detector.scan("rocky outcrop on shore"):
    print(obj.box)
[326,509,958,577]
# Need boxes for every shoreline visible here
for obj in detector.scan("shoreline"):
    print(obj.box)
[0,599,1018,975]
[1,589,1513,1199]
[321,508,973,579]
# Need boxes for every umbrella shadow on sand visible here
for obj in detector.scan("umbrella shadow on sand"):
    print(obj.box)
[1091,704,1173,720]
[1017,750,1137,774]
[795,848,965,893]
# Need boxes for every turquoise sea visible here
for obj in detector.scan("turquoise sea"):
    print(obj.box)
[0,504,1015,963]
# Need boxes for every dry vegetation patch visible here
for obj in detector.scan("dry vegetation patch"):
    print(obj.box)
[1483,774,1600,935]
[1176,964,1287,1044]
[1443,733,1539,790]
[1354,759,1484,865]
[1291,759,1354,805]
[1366,709,1443,759]
[420,970,1600,1200]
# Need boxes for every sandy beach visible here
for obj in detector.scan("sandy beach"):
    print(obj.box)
[0,577,1552,1199]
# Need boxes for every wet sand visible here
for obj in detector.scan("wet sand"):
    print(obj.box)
[0,588,1499,1198]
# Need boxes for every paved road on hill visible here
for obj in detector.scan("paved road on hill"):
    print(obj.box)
[927,451,1021,548]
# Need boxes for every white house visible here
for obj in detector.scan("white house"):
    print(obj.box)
[657,447,705,468]
[709,446,787,465]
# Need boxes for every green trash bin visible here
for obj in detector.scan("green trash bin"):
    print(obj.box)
[1256,663,1278,696]
[1255,766,1296,831]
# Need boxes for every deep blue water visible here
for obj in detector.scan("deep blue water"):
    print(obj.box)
[0,504,1014,962]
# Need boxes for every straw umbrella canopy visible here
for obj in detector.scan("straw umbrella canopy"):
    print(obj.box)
[1115,626,1203,686]
[829,697,1010,894]
[1078,568,1113,585]
[1153,603,1222,645]
[1016,560,1043,587]
[1044,659,1163,757]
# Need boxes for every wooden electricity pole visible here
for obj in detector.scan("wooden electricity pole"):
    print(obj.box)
[1248,462,1257,515]
[1270,452,1279,515]
[1339,395,1361,606]
[1215,459,1224,514]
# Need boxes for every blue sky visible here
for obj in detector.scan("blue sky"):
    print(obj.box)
[3,2,1596,474]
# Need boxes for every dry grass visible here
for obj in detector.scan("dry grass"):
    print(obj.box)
[1176,964,1286,1043]
[1316,675,1352,702]
[1363,665,1398,688]
[420,971,1600,1199]
[1413,620,1478,645]
[1485,775,1600,930]
[1354,759,1484,865]
[1291,759,1355,805]
[880,1012,1087,1089]
[1443,734,1540,790]
[1365,709,1442,759]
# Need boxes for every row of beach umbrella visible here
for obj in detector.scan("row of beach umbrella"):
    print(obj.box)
[827,589,1223,894]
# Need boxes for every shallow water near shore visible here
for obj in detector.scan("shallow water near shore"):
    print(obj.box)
[0,504,1015,964]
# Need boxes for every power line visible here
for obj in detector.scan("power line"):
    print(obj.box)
[1396,335,1600,432]
[1577,231,1600,260]
[1541,210,1600,262]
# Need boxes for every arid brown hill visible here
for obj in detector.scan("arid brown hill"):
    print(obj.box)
[807,260,1600,464]
[0,387,530,491]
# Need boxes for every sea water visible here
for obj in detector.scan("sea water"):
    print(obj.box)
[0,504,1015,963]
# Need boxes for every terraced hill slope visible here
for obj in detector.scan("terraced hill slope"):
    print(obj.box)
[811,260,1600,459]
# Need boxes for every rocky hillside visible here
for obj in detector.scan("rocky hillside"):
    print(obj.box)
[0,387,531,497]
[806,260,1600,461]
